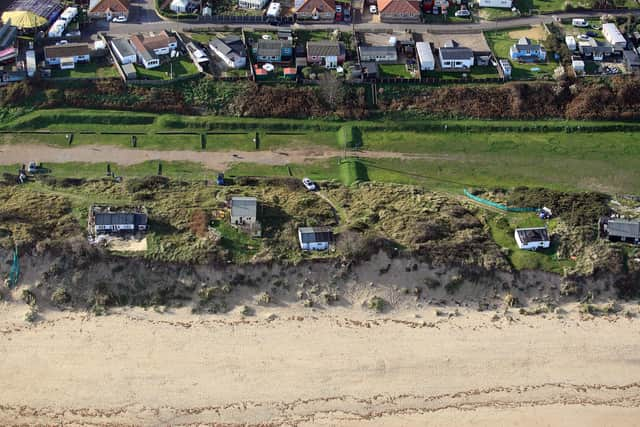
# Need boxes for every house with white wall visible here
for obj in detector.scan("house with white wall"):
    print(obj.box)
[44,43,91,69]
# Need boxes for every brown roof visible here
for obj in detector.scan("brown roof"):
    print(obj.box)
[296,0,336,13]
[44,43,90,59]
[130,31,176,52]
[89,0,130,13]
[378,0,420,14]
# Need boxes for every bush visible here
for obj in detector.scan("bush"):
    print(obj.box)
[51,287,70,306]
[21,289,36,306]
[367,296,386,312]
[445,275,464,294]
[258,292,271,305]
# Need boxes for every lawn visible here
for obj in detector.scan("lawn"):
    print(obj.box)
[3,109,640,194]
[135,58,200,80]
[379,63,413,78]
[51,62,119,79]
[485,28,560,79]
[488,213,575,273]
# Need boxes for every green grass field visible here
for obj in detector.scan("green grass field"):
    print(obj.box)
[2,109,640,194]
[379,64,413,79]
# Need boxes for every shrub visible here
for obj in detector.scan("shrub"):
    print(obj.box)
[367,296,386,312]
[258,292,271,305]
[24,307,38,322]
[445,275,464,294]
[51,287,70,306]
[21,289,36,306]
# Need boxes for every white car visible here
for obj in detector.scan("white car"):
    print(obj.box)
[302,178,318,191]
[454,9,471,17]
[112,15,128,23]
[369,5,377,13]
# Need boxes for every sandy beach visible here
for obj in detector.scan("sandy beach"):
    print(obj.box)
[1,302,639,426]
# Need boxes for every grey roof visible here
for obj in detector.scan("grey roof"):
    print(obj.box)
[111,38,135,58]
[359,45,397,57]
[606,219,640,239]
[306,40,343,57]
[122,62,136,75]
[516,227,549,245]
[514,37,543,52]
[361,61,379,74]
[231,196,257,218]
[624,49,640,66]
[94,212,147,226]
[439,47,474,61]
[257,39,292,57]
[299,227,333,243]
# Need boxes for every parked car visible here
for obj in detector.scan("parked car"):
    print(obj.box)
[572,18,588,27]
[56,40,68,45]
[585,30,598,37]
[112,15,127,23]
[454,9,471,17]
[369,4,377,13]
[302,177,318,191]
[344,7,351,21]
[577,34,590,41]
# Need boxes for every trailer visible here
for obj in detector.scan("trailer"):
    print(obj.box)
[415,42,435,71]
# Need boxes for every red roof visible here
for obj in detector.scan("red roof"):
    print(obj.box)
[283,67,297,74]
[378,0,421,14]
[255,68,268,75]
[89,0,130,13]
[296,0,336,13]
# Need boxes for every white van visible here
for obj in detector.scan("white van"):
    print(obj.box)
[572,18,588,27]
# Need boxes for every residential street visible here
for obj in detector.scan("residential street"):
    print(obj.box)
[103,6,640,35]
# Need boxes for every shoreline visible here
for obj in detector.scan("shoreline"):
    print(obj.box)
[1,302,639,425]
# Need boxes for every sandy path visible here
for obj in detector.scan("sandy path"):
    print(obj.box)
[0,144,450,171]
[0,306,639,425]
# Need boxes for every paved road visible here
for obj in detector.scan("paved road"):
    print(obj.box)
[104,5,640,35]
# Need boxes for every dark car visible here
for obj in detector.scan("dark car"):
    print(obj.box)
[586,30,598,37]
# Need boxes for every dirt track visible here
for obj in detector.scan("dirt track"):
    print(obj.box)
[0,144,452,171]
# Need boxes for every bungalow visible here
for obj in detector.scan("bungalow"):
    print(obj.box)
[377,0,421,23]
[514,227,550,251]
[295,0,336,21]
[298,227,333,251]
[359,45,398,62]
[88,0,129,20]
[238,0,269,9]
[578,38,614,61]
[600,217,640,243]
[478,0,512,6]
[439,45,474,70]
[44,43,91,69]
[253,39,293,63]
[209,35,247,69]
[230,196,261,236]
[129,31,178,69]
[111,38,136,65]
[88,205,148,235]
[509,37,546,62]
[602,23,627,50]
[306,40,345,68]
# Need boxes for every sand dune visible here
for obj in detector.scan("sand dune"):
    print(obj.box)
[1,305,639,425]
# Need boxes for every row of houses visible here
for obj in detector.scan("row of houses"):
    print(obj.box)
[513,215,640,251]
[89,197,334,251]
[111,31,178,69]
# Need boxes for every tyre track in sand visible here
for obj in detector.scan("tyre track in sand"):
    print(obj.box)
[1,382,640,425]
